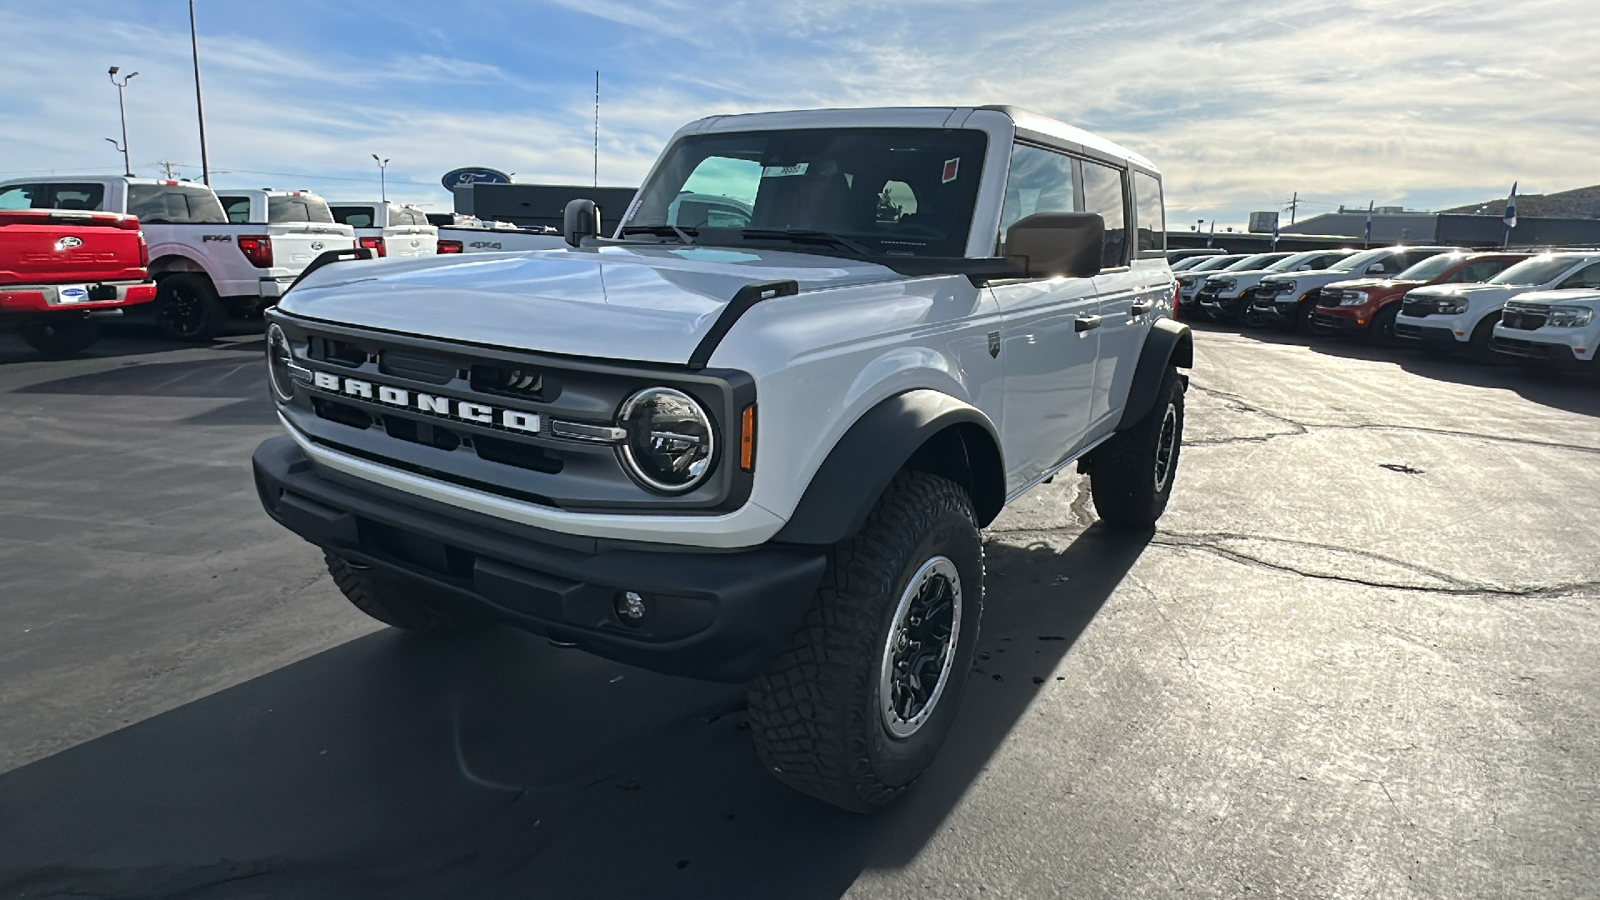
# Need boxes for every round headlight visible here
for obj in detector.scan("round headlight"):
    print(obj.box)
[617,387,715,493]
[266,323,296,402]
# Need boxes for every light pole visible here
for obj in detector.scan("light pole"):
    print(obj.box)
[108,66,137,176]
[372,154,389,202]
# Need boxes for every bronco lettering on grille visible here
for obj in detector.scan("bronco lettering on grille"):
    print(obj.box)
[309,371,540,434]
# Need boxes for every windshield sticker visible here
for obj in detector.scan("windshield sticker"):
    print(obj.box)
[761,163,809,178]
[942,158,960,183]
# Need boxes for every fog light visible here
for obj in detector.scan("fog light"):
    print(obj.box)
[615,591,647,625]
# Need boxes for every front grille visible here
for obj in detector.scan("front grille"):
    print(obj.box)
[1490,336,1554,358]
[1394,321,1423,339]
[1401,299,1436,318]
[1499,305,1549,331]
[1317,288,1344,308]
[271,313,754,513]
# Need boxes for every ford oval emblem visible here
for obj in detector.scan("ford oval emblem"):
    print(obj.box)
[310,241,324,251]
[442,167,512,191]
[54,236,84,251]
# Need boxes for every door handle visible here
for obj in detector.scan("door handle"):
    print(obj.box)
[1074,314,1103,333]
[1130,298,1155,315]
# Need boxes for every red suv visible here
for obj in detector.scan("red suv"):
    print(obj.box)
[1312,251,1527,345]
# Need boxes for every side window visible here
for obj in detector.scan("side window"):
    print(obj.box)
[46,183,106,211]
[329,206,374,228]
[1132,170,1165,255]
[1081,160,1128,267]
[997,143,1078,240]
[673,156,761,228]
[1560,262,1600,289]
[877,180,918,225]
[219,196,252,223]
[0,184,42,210]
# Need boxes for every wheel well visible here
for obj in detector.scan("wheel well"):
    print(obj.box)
[148,255,208,280]
[904,423,1005,527]
[1170,327,1193,369]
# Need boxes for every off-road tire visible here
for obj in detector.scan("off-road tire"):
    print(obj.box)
[1366,305,1400,347]
[154,273,226,342]
[17,319,99,357]
[324,552,485,632]
[747,471,983,813]
[1089,368,1185,528]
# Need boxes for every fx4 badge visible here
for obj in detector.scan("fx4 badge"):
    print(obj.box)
[202,234,234,243]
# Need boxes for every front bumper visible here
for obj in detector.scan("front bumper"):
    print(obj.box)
[1311,305,1367,332]
[253,436,826,681]
[1490,332,1589,363]
[1392,319,1461,346]
[1251,290,1309,324]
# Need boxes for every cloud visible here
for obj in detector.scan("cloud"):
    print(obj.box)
[1,0,1595,221]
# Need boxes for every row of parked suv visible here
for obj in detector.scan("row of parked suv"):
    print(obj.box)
[1173,246,1600,369]
[0,176,461,353]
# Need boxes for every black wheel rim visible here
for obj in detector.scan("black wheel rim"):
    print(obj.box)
[159,285,204,336]
[1154,402,1179,492]
[878,556,962,739]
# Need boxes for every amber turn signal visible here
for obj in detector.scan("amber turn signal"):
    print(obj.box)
[740,404,756,471]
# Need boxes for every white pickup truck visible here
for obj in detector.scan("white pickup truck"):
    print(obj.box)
[0,176,355,340]
[327,201,438,259]
[436,220,567,255]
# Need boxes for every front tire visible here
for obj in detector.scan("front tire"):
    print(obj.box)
[747,471,983,813]
[324,553,485,632]
[1366,305,1401,347]
[153,273,226,341]
[1467,315,1501,363]
[17,319,99,357]
[1090,368,1185,528]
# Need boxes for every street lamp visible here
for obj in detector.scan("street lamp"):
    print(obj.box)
[108,66,137,176]
[372,154,390,202]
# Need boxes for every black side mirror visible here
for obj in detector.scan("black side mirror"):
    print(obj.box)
[1004,212,1105,279]
[563,198,600,248]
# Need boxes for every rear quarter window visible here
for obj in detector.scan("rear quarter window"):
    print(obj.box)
[268,196,336,224]
[219,196,253,223]
[1133,170,1165,256]
[330,206,376,228]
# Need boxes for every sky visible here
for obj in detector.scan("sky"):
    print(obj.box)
[1,0,1596,229]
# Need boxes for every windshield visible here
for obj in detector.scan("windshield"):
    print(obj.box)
[1328,249,1390,273]
[1490,256,1586,286]
[1395,254,1466,281]
[1225,252,1290,272]
[127,183,226,224]
[1188,255,1242,272]
[330,205,377,228]
[1170,257,1206,271]
[1268,251,1330,272]
[268,195,335,225]
[623,128,988,258]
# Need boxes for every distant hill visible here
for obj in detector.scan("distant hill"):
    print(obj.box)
[1444,184,1600,219]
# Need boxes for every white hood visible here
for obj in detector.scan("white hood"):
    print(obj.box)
[278,244,907,364]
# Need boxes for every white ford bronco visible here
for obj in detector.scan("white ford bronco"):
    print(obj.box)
[252,106,1190,812]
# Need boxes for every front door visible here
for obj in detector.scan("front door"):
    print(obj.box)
[989,142,1101,493]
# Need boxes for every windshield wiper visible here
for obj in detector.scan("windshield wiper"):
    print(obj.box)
[738,229,873,256]
[619,224,698,244]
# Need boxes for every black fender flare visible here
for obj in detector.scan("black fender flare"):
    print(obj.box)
[773,390,1005,546]
[1115,317,1193,431]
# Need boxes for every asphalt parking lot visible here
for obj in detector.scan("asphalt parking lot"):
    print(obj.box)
[1,322,1596,899]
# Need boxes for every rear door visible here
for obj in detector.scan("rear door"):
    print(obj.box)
[988,142,1101,492]
[1089,162,1155,426]
[266,194,355,271]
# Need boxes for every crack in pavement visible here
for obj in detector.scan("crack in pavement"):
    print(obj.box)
[987,525,1600,600]
[1185,383,1600,455]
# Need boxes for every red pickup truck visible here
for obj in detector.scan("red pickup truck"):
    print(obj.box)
[1,209,156,355]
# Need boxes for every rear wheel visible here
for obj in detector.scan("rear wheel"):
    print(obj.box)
[1366,305,1401,347]
[154,273,226,341]
[17,319,99,357]
[324,553,486,632]
[747,471,983,813]
[1090,368,1185,529]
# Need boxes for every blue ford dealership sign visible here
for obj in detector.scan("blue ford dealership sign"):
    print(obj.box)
[441,167,512,191]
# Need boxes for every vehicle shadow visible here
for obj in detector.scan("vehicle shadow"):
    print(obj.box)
[0,323,263,367]
[1189,318,1600,418]
[0,525,1148,899]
